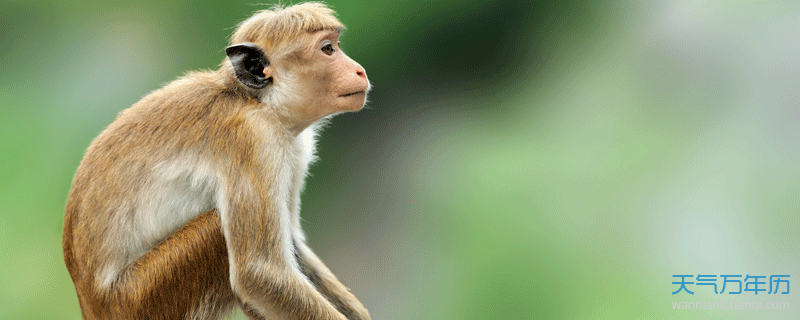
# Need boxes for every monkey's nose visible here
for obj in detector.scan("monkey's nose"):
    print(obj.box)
[355,66,366,79]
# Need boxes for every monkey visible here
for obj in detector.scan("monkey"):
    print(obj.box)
[62,3,372,320]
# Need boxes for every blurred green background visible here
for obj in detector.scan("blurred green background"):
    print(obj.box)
[1,0,798,319]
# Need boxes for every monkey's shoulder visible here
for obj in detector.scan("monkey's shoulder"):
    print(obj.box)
[85,71,261,163]
[124,71,233,118]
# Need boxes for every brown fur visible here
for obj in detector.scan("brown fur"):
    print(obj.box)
[65,209,235,319]
[63,3,370,319]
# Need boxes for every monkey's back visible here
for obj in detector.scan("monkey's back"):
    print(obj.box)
[62,70,259,296]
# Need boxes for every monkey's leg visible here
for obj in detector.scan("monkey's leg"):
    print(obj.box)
[294,242,372,320]
[99,209,237,320]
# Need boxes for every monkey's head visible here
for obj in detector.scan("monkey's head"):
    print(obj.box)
[225,2,371,129]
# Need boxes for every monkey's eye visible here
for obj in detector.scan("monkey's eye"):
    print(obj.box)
[321,43,335,55]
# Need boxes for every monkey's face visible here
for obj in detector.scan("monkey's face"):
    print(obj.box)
[227,29,370,130]
[282,30,371,125]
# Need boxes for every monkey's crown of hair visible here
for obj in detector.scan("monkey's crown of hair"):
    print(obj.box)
[230,2,344,51]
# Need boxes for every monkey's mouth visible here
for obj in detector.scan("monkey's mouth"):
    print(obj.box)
[340,91,365,97]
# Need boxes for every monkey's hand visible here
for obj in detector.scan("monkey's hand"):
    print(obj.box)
[295,241,371,320]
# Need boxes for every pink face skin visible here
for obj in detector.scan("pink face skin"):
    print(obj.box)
[266,29,370,130]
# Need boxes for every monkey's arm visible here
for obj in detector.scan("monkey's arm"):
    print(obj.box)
[222,181,349,320]
[294,241,372,320]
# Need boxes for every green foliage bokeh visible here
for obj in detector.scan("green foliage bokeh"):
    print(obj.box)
[1,1,798,319]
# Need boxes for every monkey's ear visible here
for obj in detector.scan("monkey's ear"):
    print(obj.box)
[226,43,272,89]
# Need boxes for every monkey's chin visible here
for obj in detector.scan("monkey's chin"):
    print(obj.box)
[339,94,367,112]
[340,104,364,113]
